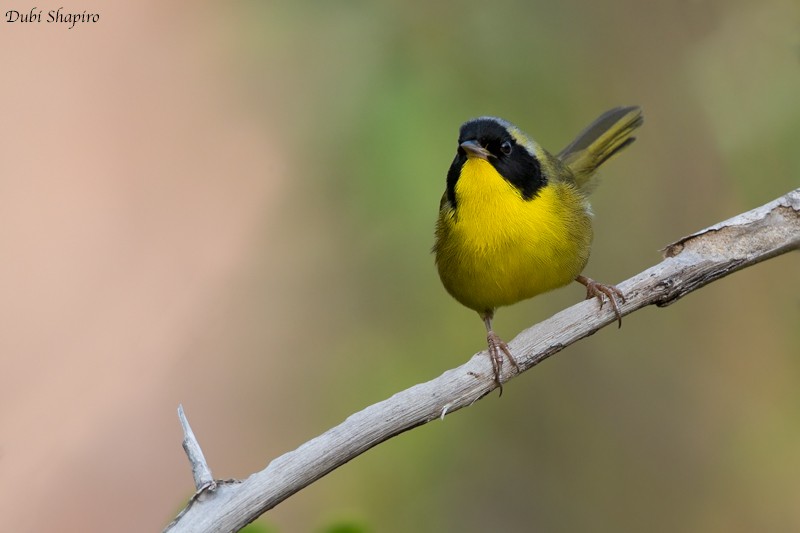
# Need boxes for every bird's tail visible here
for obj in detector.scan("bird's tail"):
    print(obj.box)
[558,106,643,192]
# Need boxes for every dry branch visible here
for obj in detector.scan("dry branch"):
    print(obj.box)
[165,188,800,533]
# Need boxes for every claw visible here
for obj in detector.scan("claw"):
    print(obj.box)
[576,275,626,327]
[486,331,519,396]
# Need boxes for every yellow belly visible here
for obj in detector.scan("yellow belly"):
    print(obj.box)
[435,159,592,313]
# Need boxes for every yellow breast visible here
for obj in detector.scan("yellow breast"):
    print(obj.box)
[435,158,593,313]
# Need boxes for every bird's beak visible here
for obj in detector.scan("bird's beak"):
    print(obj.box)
[460,140,491,160]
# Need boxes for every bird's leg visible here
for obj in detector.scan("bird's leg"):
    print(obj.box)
[481,311,519,396]
[575,274,626,328]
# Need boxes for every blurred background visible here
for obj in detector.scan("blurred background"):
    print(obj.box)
[1,0,798,531]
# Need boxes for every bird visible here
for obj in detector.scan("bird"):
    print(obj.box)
[433,106,643,394]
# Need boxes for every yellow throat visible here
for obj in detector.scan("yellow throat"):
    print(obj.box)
[436,157,592,313]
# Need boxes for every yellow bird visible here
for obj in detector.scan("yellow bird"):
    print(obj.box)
[433,106,643,393]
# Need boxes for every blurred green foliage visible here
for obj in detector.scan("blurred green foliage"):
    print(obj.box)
[240,518,369,533]
[241,521,278,533]
[218,0,800,531]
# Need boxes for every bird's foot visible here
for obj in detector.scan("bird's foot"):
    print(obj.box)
[486,331,519,396]
[576,275,626,328]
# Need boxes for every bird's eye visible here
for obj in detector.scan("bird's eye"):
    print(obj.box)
[500,140,512,156]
